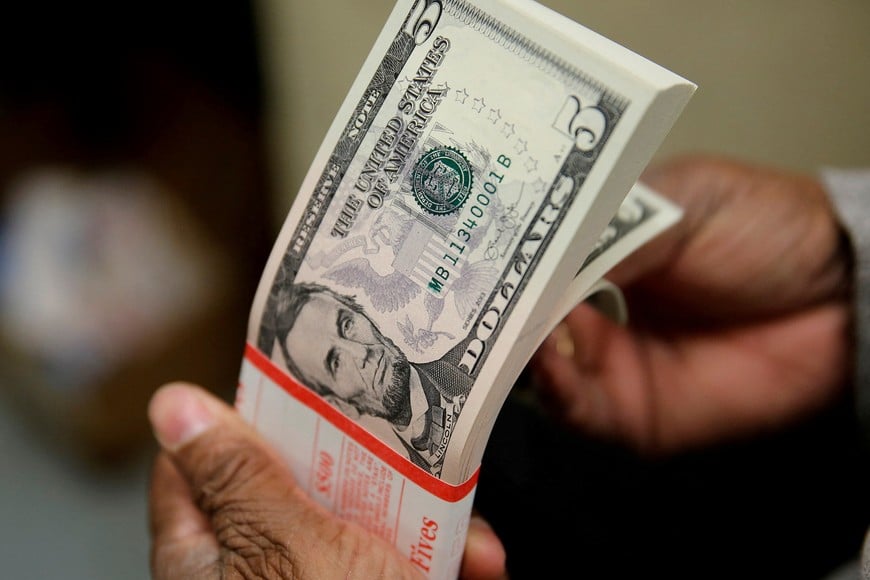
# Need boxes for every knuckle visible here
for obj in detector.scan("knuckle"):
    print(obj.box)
[217,515,327,579]
[210,495,305,578]
[187,436,276,515]
[220,540,302,579]
[179,437,421,579]
[183,443,306,577]
[222,517,410,580]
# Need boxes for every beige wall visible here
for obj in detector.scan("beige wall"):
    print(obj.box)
[255,0,870,223]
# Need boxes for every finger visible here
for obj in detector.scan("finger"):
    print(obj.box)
[533,330,593,415]
[603,154,735,292]
[634,154,846,318]
[149,453,219,579]
[600,160,711,290]
[532,304,661,449]
[531,305,612,420]
[460,515,507,580]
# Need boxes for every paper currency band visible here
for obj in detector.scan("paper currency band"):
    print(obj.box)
[244,343,480,501]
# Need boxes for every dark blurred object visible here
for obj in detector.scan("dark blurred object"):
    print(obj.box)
[0,3,272,465]
[477,385,870,580]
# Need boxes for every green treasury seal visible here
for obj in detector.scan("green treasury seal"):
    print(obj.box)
[411,147,473,215]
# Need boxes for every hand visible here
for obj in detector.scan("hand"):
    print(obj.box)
[532,154,853,454]
[147,383,506,579]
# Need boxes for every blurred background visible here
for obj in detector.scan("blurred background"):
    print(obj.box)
[0,1,867,578]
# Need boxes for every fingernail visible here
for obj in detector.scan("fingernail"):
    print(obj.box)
[148,383,215,452]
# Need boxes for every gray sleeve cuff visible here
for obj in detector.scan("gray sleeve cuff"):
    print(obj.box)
[819,168,870,438]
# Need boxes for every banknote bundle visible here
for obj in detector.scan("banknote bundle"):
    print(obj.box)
[235,0,695,577]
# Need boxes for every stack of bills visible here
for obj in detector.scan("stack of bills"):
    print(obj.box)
[235,0,695,577]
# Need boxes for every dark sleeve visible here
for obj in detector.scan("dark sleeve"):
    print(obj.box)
[820,168,870,580]
[821,168,870,439]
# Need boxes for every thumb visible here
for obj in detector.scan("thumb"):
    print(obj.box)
[148,383,432,579]
[147,382,314,540]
